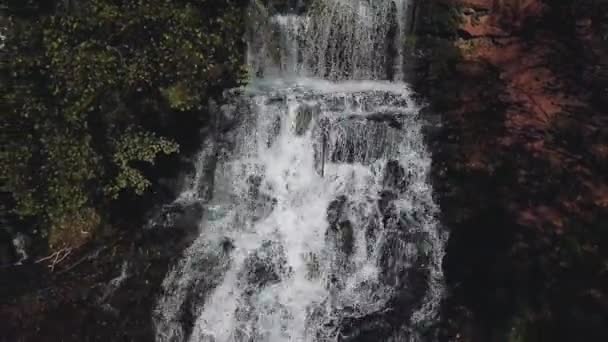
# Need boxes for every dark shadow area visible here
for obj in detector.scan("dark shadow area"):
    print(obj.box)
[411,0,608,341]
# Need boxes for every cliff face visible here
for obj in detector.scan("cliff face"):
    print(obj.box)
[413,0,608,340]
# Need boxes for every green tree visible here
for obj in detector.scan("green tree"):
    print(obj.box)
[1,0,246,247]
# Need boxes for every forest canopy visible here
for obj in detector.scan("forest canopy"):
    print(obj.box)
[1,0,247,247]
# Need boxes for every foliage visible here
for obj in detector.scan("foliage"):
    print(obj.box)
[1,0,246,241]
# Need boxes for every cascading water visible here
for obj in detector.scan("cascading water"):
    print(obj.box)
[249,0,413,80]
[154,1,446,341]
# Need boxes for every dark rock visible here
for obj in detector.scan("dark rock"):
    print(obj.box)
[357,112,404,130]
[327,195,348,226]
[325,196,356,276]
[145,202,204,233]
[221,237,235,253]
[334,220,354,256]
[365,216,380,255]
[295,103,316,135]
[339,311,394,342]
[378,190,398,216]
[174,243,234,340]
[240,240,288,288]
[383,160,410,193]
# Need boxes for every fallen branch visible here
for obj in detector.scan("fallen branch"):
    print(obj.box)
[34,247,72,271]
[56,246,107,275]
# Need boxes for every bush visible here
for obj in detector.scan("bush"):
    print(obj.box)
[1,0,246,244]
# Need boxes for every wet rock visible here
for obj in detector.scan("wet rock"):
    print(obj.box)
[325,196,355,274]
[326,212,354,257]
[339,312,394,342]
[365,216,381,255]
[377,190,402,230]
[312,117,331,175]
[333,220,354,256]
[174,244,234,340]
[295,103,316,135]
[240,240,288,288]
[325,96,346,112]
[378,230,430,286]
[327,195,348,225]
[420,107,443,139]
[373,230,431,331]
[221,237,235,253]
[327,119,401,164]
[145,201,204,233]
[383,160,410,193]
[384,0,399,81]
[247,175,277,222]
[378,190,398,216]
[359,112,403,130]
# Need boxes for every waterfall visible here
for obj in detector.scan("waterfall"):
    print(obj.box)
[154,1,446,341]
[249,0,413,81]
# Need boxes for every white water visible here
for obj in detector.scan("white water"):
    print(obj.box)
[250,0,413,81]
[155,1,445,341]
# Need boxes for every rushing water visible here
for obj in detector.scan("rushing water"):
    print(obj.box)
[154,1,446,341]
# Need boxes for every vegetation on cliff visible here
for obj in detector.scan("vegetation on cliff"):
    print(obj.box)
[412,0,608,341]
[1,0,247,250]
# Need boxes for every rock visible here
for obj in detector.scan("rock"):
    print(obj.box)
[221,237,235,253]
[378,190,398,217]
[145,202,204,233]
[383,160,411,193]
[294,103,316,135]
[246,175,277,222]
[355,112,403,130]
[172,243,234,340]
[327,119,401,164]
[377,230,431,325]
[339,311,394,342]
[334,220,354,256]
[327,195,348,226]
[326,196,354,254]
[365,216,381,255]
[240,240,287,288]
